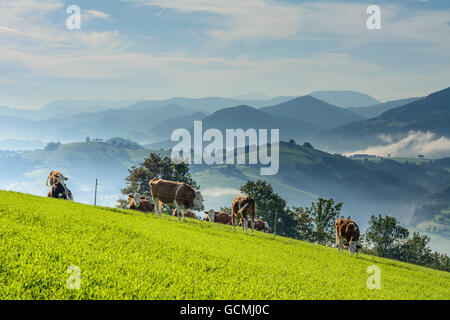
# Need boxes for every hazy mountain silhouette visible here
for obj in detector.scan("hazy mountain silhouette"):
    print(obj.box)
[127,96,295,113]
[145,105,322,149]
[148,112,207,142]
[348,97,421,118]
[261,96,364,129]
[309,90,380,108]
[316,87,450,152]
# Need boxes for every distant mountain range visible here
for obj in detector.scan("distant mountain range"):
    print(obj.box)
[0,104,193,143]
[261,95,364,129]
[348,97,421,118]
[308,90,381,108]
[145,104,324,149]
[316,87,450,152]
[0,99,139,121]
[126,96,295,114]
[0,87,448,158]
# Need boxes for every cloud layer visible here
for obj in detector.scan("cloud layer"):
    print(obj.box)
[346,131,450,159]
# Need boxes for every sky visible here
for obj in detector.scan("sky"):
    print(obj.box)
[0,0,449,108]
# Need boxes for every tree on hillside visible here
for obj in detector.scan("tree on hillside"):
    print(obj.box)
[240,179,297,237]
[364,214,409,258]
[291,198,343,245]
[400,232,433,265]
[117,153,199,209]
[364,215,450,272]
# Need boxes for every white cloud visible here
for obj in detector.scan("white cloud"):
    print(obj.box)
[0,0,125,52]
[345,131,450,159]
[127,0,304,42]
[83,9,111,20]
[125,0,450,50]
[202,187,241,198]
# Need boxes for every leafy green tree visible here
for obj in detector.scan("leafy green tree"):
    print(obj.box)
[400,232,433,265]
[117,153,198,209]
[363,214,450,272]
[240,179,296,237]
[364,215,409,258]
[291,198,343,245]
[289,206,314,242]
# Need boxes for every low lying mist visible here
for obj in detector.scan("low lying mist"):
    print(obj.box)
[345,131,450,158]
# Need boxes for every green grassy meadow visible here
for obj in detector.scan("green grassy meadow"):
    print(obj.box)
[0,191,449,300]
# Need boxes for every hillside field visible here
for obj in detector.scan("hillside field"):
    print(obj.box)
[0,191,449,300]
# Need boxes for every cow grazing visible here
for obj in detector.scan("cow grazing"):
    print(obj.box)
[48,180,73,200]
[149,178,205,221]
[204,209,232,225]
[240,218,270,233]
[46,170,68,187]
[46,171,73,201]
[335,217,361,255]
[173,208,196,219]
[128,193,155,213]
[231,195,256,233]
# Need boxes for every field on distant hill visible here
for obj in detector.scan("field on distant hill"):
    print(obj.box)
[1,191,449,299]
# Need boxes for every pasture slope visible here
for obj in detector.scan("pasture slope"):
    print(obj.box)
[0,191,449,300]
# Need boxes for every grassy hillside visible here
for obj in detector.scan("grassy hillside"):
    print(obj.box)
[1,191,449,299]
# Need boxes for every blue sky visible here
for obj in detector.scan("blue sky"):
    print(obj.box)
[0,0,449,108]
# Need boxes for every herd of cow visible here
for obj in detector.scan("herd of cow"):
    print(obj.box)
[46,171,361,254]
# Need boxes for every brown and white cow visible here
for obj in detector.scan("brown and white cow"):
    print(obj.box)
[128,193,155,213]
[231,195,256,233]
[46,171,73,201]
[46,170,68,187]
[335,217,361,255]
[239,218,270,233]
[204,209,232,225]
[173,208,196,219]
[149,178,205,221]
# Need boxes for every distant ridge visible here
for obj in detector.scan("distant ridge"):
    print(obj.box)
[316,86,450,152]
[261,95,364,129]
[348,97,421,119]
[309,90,381,108]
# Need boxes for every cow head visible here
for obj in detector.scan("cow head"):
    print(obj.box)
[128,193,142,207]
[193,191,205,211]
[347,222,356,232]
[205,209,215,222]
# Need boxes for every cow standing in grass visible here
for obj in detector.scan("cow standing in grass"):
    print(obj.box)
[173,208,197,219]
[204,209,232,225]
[128,193,155,213]
[335,217,361,255]
[46,171,73,201]
[240,218,270,233]
[231,195,256,233]
[149,178,205,221]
